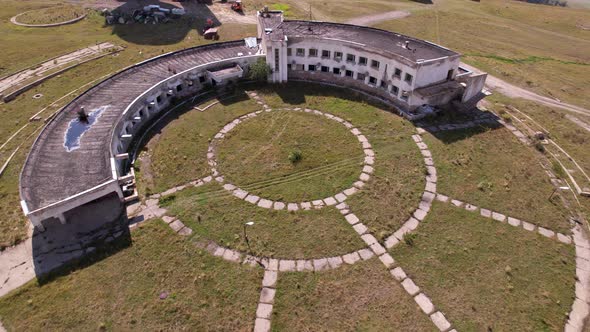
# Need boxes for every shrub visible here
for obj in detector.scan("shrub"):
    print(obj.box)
[249,58,272,82]
[403,233,417,246]
[288,150,302,164]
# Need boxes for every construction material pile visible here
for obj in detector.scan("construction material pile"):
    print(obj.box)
[102,5,186,25]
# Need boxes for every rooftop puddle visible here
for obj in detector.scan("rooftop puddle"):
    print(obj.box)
[64,105,109,152]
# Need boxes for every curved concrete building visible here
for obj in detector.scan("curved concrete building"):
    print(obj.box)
[20,10,487,231]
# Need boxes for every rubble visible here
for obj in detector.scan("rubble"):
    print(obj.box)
[102,5,185,26]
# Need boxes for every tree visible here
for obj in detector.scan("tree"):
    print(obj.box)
[249,58,272,82]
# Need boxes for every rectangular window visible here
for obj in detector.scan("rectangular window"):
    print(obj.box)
[405,73,413,84]
[394,68,402,79]
[309,48,318,57]
[321,50,331,58]
[334,52,343,61]
[321,66,329,73]
[308,64,316,71]
[345,70,354,77]
[296,48,305,57]
[287,64,292,70]
[346,54,356,63]
[401,90,409,101]
[371,60,380,69]
[391,85,399,96]
[287,48,292,56]
[380,80,387,89]
[199,76,205,83]
[357,73,366,81]
[368,76,377,85]
[274,48,280,71]
[359,57,368,65]
[333,67,341,75]
[176,84,183,92]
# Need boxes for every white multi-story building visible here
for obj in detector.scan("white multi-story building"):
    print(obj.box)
[257,10,488,118]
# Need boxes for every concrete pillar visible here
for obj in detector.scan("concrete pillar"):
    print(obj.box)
[58,213,67,225]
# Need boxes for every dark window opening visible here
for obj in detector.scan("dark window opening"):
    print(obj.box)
[447,69,454,80]
[176,85,183,92]
[369,76,377,85]
[394,68,402,78]
[333,67,341,75]
[346,54,355,62]
[371,60,380,69]
[345,70,354,77]
[287,48,292,56]
[321,50,331,58]
[199,76,205,83]
[308,64,316,71]
[321,66,329,73]
[359,57,368,65]
[357,73,366,81]
[309,49,318,57]
[391,85,399,96]
[405,73,413,84]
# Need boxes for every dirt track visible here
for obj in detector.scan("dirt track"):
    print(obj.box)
[460,63,590,118]
[345,10,411,26]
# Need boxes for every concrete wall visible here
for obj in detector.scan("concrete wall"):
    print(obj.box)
[271,37,460,110]
[460,73,487,102]
[110,54,264,178]
[414,55,460,88]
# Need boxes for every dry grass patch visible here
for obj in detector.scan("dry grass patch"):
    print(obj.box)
[273,258,436,331]
[217,109,364,202]
[391,201,575,331]
[257,82,425,240]
[0,221,262,331]
[424,126,570,233]
[162,182,365,259]
[15,5,86,25]
[136,92,260,195]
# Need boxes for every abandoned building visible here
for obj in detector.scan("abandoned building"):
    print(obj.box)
[19,9,488,235]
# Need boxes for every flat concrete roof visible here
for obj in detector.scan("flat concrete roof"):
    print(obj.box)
[21,41,255,213]
[266,19,458,62]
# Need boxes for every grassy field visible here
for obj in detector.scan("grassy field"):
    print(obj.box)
[257,83,426,239]
[0,221,262,330]
[216,109,364,202]
[273,258,436,331]
[376,0,590,110]
[136,92,261,195]
[423,126,571,233]
[15,4,86,25]
[162,182,366,259]
[391,201,575,332]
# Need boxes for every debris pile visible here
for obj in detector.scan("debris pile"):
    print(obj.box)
[102,5,186,25]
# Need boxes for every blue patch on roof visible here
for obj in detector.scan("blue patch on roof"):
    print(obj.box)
[63,105,109,152]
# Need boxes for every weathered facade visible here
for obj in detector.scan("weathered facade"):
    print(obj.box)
[257,10,488,118]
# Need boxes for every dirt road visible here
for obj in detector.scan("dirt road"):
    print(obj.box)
[460,63,590,118]
[345,10,411,26]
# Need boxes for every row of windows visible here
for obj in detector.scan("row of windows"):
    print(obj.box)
[288,64,409,101]
[286,47,414,84]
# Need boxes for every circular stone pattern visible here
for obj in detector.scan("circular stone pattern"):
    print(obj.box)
[209,108,375,209]
[11,5,86,27]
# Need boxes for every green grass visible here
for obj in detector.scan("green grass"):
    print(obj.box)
[163,182,366,259]
[391,201,575,332]
[257,82,425,239]
[216,109,364,202]
[376,0,590,110]
[424,126,570,233]
[136,92,261,195]
[15,4,86,25]
[0,221,262,331]
[273,258,436,331]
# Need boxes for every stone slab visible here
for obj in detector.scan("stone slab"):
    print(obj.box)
[390,267,407,281]
[430,311,452,331]
[259,287,276,304]
[379,253,395,268]
[401,278,420,296]
[415,293,435,315]
[256,303,273,319]
[342,252,361,265]
[262,270,278,288]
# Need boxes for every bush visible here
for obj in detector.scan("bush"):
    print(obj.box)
[288,150,302,164]
[403,233,417,246]
[158,194,176,206]
[249,58,272,82]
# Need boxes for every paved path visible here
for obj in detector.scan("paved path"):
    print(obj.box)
[0,238,35,298]
[345,10,411,26]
